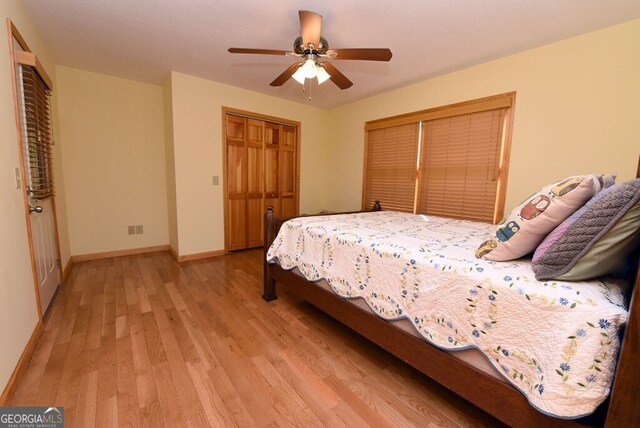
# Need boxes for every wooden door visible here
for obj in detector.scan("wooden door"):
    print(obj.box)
[226,115,247,251]
[29,199,60,314]
[246,119,264,248]
[280,125,297,217]
[224,109,299,252]
[16,61,60,315]
[264,122,280,216]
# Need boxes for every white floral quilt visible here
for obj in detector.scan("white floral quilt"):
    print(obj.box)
[266,211,629,419]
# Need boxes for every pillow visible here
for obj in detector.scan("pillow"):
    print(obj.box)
[532,179,640,280]
[475,174,614,261]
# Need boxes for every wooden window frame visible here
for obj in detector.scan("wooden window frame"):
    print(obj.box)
[362,92,515,223]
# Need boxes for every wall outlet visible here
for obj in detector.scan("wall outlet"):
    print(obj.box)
[135,225,144,234]
[128,225,135,235]
[14,167,21,189]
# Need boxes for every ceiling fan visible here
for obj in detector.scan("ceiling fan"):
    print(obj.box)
[228,10,392,90]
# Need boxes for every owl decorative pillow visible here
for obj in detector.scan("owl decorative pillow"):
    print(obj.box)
[476,174,615,261]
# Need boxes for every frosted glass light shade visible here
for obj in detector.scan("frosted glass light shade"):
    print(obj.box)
[316,66,331,84]
[292,65,306,84]
[303,59,317,78]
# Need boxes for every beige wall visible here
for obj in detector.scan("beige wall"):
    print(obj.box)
[169,72,330,256]
[56,66,168,256]
[326,19,640,213]
[0,0,66,396]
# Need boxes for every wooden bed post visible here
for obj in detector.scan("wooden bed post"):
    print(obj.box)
[601,156,640,426]
[605,261,640,425]
[263,206,277,301]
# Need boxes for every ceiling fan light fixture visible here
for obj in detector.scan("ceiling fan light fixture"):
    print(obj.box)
[292,64,306,84]
[316,64,331,85]
[302,58,318,78]
[229,10,391,91]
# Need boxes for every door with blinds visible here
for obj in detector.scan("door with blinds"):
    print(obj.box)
[15,48,61,315]
[224,110,299,251]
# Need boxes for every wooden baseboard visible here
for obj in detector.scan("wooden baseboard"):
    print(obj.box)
[169,246,179,262]
[71,245,170,263]
[176,249,226,263]
[0,320,44,406]
[61,258,73,284]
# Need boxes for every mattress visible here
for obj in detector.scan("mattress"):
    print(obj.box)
[266,210,629,418]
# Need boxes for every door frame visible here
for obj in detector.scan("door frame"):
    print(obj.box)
[7,19,62,319]
[221,107,301,253]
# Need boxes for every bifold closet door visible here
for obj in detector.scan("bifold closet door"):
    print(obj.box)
[225,112,298,251]
[226,115,247,251]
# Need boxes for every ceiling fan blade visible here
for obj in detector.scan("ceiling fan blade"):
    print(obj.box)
[270,63,301,87]
[326,48,393,61]
[228,48,292,56]
[299,10,322,48]
[322,62,353,89]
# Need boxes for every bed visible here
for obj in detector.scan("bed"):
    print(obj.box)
[263,191,639,426]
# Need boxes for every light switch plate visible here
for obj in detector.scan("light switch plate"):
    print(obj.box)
[14,167,21,189]
[212,175,219,186]
[128,226,135,235]
[135,225,143,234]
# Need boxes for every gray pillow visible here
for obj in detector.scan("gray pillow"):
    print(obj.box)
[532,179,640,280]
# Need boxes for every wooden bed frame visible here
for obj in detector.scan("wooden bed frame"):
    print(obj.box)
[263,197,640,427]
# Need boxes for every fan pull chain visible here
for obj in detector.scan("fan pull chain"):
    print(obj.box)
[301,78,313,100]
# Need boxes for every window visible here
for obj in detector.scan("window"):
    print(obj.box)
[362,93,515,223]
[363,123,419,212]
[18,64,54,200]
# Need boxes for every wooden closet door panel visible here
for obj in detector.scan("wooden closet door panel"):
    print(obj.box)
[226,115,246,141]
[246,198,263,247]
[281,196,296,218]
[279,125,297,217]
[226,114,247,250]
[280,150,295,195]
[227,197,246,251]
[247,119,264,247]
[247,119,264,145]
[247,144,263,194]
[265,148,278,195]
[265,122,280,146]
[282,125,296,149]
[226,142,246,194]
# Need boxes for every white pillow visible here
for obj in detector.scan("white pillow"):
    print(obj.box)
[476,174,615,261]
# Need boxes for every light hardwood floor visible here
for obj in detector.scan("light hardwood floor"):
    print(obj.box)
[8,249,502,427]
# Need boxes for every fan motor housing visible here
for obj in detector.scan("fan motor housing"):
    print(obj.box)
[294,36,329,54]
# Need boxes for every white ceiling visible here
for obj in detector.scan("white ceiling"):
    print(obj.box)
[23,0,640,109]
